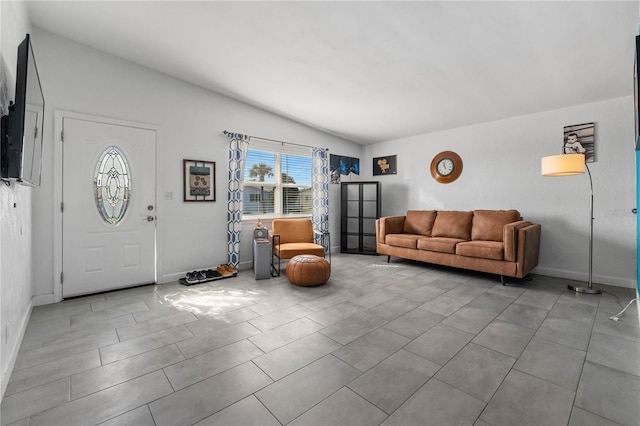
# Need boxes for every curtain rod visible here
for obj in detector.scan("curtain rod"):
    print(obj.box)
[223,130,326,150]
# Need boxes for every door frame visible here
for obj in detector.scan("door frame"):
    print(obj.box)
[53,110,163,302]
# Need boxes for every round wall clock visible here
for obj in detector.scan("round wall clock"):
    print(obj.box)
[430,151,463,184]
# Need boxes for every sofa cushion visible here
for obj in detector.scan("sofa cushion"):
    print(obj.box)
[417,237,465,254]
[402,210,437,236]
[456,240,504,261]
[471,210,521,242]
[386,234,422,249]
[431,211,473,240]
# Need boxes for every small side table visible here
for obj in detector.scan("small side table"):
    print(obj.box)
[253,237,271,280]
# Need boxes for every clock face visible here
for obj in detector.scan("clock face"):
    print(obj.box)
[430,151,463,183]
[437,158,454,176]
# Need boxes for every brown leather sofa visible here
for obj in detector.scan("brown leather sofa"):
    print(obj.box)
[376,210,541,284]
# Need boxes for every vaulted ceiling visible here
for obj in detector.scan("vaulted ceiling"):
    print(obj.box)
[25,1,639,144]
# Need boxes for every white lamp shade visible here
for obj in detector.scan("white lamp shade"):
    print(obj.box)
[541,153,585,176]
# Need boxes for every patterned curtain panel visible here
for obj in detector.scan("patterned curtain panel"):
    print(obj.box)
[226,133,250,267]
[312,147,330,251]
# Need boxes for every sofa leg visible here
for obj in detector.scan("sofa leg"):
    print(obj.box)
[500,275,506,286]
[387,255,391,263]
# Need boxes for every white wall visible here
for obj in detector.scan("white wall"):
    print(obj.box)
[364,96,637,288]
[0,0,35,398]
[30,28,362,302]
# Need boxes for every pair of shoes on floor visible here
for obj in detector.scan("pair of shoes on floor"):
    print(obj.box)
[216,264,237,277]
[185,269,221,284]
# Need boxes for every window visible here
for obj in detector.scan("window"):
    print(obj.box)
[94,146,131,226]
[243,141,312,217]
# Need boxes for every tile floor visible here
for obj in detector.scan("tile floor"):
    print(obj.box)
[2,253,639,426]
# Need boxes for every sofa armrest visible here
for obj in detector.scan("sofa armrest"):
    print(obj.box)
[376,216,406,243]
[517,223,541,274]
[503,221,531,262]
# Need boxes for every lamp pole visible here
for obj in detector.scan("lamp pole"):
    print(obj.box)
[568,163,601,294]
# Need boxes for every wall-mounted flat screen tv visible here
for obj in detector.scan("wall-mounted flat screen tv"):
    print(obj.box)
[1,34,45,186]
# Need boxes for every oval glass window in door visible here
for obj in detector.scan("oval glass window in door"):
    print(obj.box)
[94,146,131,225]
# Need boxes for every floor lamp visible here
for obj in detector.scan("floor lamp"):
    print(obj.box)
[541,153,601,294]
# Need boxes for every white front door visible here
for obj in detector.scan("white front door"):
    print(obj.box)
[62,117,157,297]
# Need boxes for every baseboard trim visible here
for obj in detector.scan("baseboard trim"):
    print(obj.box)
[532,266,637,289]
[1,300,33,400]
[32,293,54,307]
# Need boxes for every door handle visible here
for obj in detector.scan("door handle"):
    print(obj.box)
[144,216,155,222]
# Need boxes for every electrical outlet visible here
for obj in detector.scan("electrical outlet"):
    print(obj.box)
[164,191,174,200]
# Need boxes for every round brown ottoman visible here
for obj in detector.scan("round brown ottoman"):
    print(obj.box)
[285,255,331,286]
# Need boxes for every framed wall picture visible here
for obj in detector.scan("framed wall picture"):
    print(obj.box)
[183,159,215,202]
[373,155,397,176]
[563,122,595,163]
[330,154,360,183]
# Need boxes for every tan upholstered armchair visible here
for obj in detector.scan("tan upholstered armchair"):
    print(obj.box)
[270,218,330,277]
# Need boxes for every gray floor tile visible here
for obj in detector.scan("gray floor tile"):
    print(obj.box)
[569,407,623,426]
[435,343,515,402]
[559,290,601,307]
[441,306,497,334]
[418,295,467,317]
[185,307,260,335]
[29,371,172,426]
[70,301,149,327]
[496,303,548,329]
[480,369,574,426]
[301,290,361,312]
[194,396,280,426]
[472,320,535,357]
[249,293,306,316]
[405,323,474,365]
[150,362,273,426]
[549,298,598,325]
[320,312,388,345]
[164,339,263,390]
[366,297,423,321]
[576,362,640,426]
[72,345,181,398]
[593,311,640,343]
[487,283,526,298]
[401,285,446,303]
[101,325,193,364]
[442,283,488,304]
[348,349,439,414]
[253,332,340,380]
[249,317,324,353]
[0,378,70,425]
[98,405,156,426]
[333,327,410,372]
[383,308,444,339]
[429,276,469,290]
[5,350,100,396]
[289,387,388,426]
[255,355,361,424]
[586,331,640,377]
[351,289,399,308]
[535,317,593,351]
[20,314,135,353]
[466,292,515,314]
[382,378,485,426]
[177,322,259,359]
[132,305,186,323]
[306,301,366,326]
[15,330,119,370]
[514,337,586,391]
[116,311,198,341]
[515,289,561,310]
[249,304,314,331]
